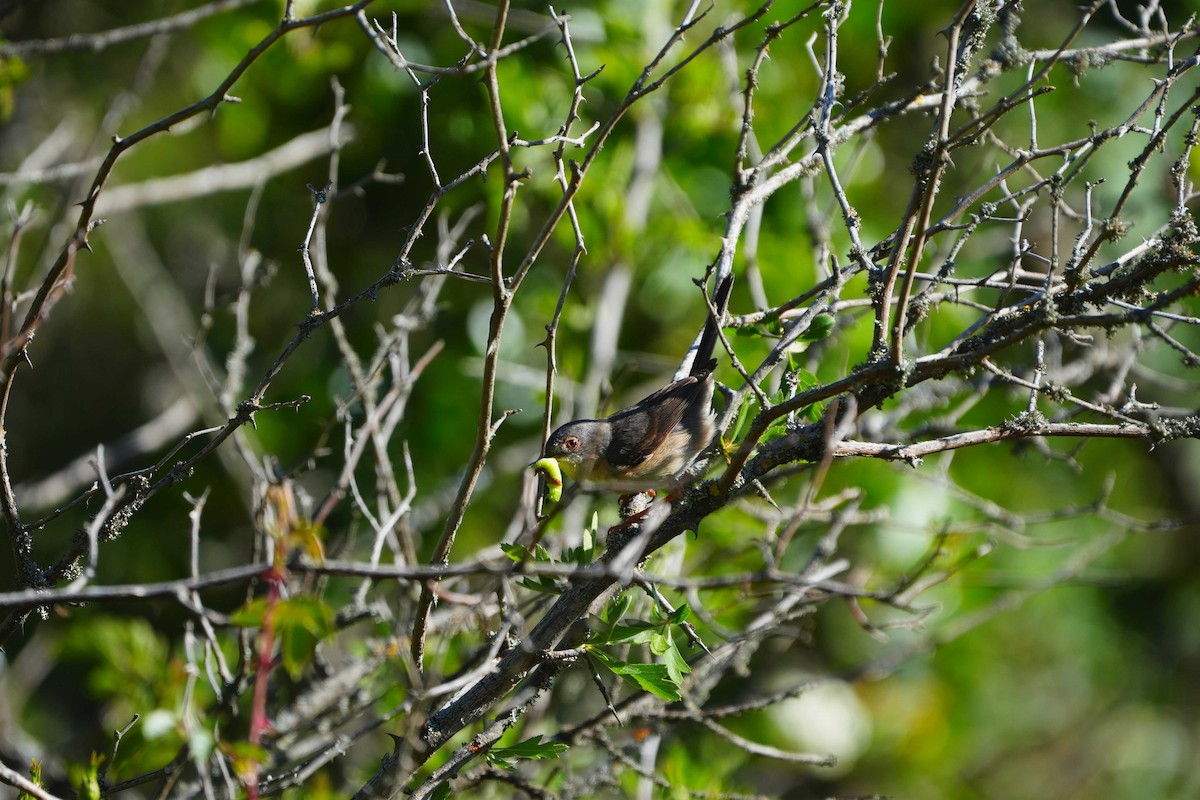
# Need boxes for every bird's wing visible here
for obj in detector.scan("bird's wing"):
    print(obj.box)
[604,372,711,470]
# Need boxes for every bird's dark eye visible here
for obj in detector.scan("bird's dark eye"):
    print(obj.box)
[564,436,580,451]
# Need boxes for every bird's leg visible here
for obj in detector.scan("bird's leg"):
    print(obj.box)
[659,481,687,504]
[617,490,656,518]
[608,491,658,534]
[609,472,704,533]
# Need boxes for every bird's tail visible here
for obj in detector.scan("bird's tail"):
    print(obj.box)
[692,273,733,376]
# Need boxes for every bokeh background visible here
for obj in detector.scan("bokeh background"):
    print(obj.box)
[1,1,1198,798]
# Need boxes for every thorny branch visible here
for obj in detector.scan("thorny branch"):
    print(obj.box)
[1,1,1199,798]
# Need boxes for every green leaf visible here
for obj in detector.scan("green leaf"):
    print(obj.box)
[590,650,681,701]
[486,753,517,772]
[274,596,334,636]
[228,598,270,628]
[728,393,758,444]
[761,417,791,443]
[500,542,531,562]
[667,604,692,625]
[565,517,600,566]
[601,593,633,626]
[500,542,552,563]
[662,640,692,685]
[18,759,42,800]
[583,513,597,554]
[598,620,659,645]
[69,753,104,800]
[796,367,820,391]
[231,597,333,679]
[489,734,569,761]
[279,624,318,678]
[605,660,681,702]
[799,313,836,340]
[519,576,562,595]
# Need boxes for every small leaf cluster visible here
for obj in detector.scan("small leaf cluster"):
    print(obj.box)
[500,514,600,594]
[586,595,697,702]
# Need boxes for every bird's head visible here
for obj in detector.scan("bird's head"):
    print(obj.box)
[543,419,611,480]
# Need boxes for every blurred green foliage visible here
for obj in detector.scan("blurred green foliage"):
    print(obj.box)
[0,1,1198,798]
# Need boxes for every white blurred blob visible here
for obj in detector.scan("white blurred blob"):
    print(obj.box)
[768,678,872,776]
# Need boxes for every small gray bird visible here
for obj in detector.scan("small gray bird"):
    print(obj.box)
[542,275,732,494]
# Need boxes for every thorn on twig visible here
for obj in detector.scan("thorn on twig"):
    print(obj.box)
[385,733,403,762]
[580,64,605,84]
[584,652,622,726]
[490,408,522,438]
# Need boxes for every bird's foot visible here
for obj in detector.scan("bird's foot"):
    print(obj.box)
[608,491,658,535]
[617,490,656,518]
